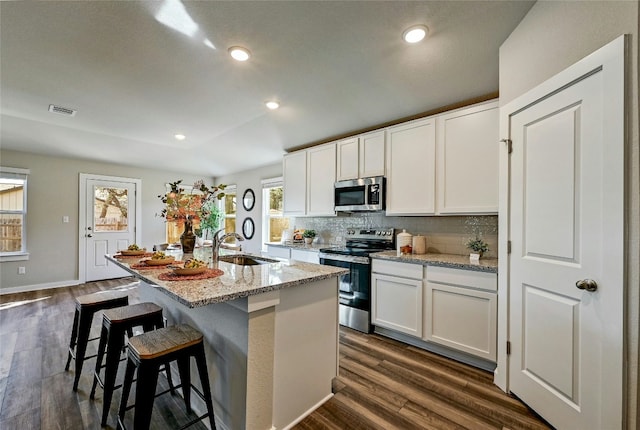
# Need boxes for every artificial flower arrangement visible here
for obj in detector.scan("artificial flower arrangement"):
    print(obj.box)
[157,179,226,227]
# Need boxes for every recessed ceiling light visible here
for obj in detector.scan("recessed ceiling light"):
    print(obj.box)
[265,101,280,110]
[402,25,428,43]
[228,46,251,62]
[174,134,186,141]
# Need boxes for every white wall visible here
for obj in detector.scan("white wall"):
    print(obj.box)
[216,162,282,254]
[0,149,212,291]
[499,1,639,427]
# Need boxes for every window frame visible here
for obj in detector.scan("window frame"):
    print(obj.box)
[0,166,30,261]
[261,177,288,252]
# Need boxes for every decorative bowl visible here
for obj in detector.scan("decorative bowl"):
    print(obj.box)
[172,266,207,276]
[142,257,174,266]
[120,249,146,256]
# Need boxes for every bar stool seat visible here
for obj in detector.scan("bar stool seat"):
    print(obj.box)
[117,324,216,430]
[65,290,129,391]
[89,302,167,426]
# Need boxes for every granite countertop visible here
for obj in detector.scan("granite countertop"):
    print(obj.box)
[107,254,348,308]
[264,242,327,252]
[371,251,498,273]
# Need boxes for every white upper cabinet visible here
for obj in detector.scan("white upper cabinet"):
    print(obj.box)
[306,143,337,216]
[283,150,307,216]
[359,130,386,178]
[386,117,437,215]
[436,100,499,214]
[336,137,360,181]
[336,130,385,181]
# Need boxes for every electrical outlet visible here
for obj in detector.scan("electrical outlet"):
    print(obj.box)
[63,216,69,223]
[18,267,26,275]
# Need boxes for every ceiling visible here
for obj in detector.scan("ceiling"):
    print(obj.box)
[0,1,534,177]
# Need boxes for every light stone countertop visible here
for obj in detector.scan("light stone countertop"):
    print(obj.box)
[107,254,348,308]
[371,251,498,273]
[264,242,327,252]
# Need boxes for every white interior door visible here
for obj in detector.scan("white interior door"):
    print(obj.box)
[80,175,141,282]
[505,36,624,429]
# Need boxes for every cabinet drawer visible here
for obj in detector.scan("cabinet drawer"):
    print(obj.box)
[291,249,319,264]
[372,259,423,279]
[267,245,291,259]
[426,266,497,292]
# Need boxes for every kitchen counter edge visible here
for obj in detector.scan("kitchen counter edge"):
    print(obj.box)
[370,251,498,273]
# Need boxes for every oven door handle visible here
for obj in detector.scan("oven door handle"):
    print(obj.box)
[319,253,370,265]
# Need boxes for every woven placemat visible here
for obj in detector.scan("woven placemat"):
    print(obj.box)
[158,268,224,281]
[130,261,183,270]
[114,252,153,259]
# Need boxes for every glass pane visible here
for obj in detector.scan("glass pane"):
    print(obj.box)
[224,192,236,216]
[269,217,290,242]
[223,218,236,243]
[94,186,129,232]
[269,187,284,213]
[0,213,23,252]
[0,179,25,211]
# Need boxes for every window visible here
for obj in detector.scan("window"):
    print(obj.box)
[262,177,290,251]
[220,185,237,242]
[0,167,30,261]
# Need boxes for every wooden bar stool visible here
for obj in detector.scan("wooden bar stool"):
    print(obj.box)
[89,302,168,426]
[117,324,216,430]
[65,290,129,391]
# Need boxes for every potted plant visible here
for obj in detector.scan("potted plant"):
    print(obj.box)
[302,229,316,245]
[466,237,489,260]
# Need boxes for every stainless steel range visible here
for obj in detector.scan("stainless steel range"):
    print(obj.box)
[318,228,395,333]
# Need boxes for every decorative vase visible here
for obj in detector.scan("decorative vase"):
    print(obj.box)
[304,237,314,244]
[180,218,196,254]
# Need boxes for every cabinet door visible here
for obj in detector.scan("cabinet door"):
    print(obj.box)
[436,100,499,214]
[386,117,436,215]
[283,151,307,216]
[371,273,423,337]
[267,245,291,259]
[290,249,320,264]
[336,137,359,181]
[306,143,336,216]
[360,130,385,178]
[424,281,497,361]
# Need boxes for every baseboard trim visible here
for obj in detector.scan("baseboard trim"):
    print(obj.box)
[281,393,334,430]
[0,279,82,295]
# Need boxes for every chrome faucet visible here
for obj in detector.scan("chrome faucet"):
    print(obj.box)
[211,229,245,267]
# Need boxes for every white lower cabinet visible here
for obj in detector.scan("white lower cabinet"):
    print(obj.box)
[290,248,319,264]
[266,245,291,259]
[424,266,497,361]
[371,260,423,338]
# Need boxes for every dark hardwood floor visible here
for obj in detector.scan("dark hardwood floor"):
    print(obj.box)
[0,278,551,429]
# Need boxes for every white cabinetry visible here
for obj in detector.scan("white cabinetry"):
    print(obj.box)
[283,151,307,216]
[336,131,385,181]
[291,248,320,264]
[266,245,291,259]
[436,100,499,214]
[371,259,423,337]
[283,143,336,217]
[336,137,359,181]
[424,266,497,361]
[386,117,436,215]
[306,143,337,216]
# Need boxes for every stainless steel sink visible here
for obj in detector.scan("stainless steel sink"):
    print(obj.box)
[218,255,277,266]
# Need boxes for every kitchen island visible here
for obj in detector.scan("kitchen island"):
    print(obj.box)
[108,253,347,430]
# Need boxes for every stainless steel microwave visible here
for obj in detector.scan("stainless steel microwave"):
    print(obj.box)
[334,176,385,212]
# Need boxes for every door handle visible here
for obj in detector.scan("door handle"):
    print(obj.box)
[576,279,598,292]
[87,234,93,238]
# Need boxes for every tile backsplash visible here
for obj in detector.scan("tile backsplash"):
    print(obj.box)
[292,213,498,258]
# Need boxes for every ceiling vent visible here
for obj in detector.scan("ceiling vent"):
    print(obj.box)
[48,104,77,117]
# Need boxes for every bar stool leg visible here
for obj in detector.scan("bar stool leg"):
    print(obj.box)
[194,343,217,430]
[117,357,136,430]
[133,362,160,430]
[176,356,192,413]
[65,309,80,371]
[73,310,94,391]
[100,326,126,426]
[89,324,109,399]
